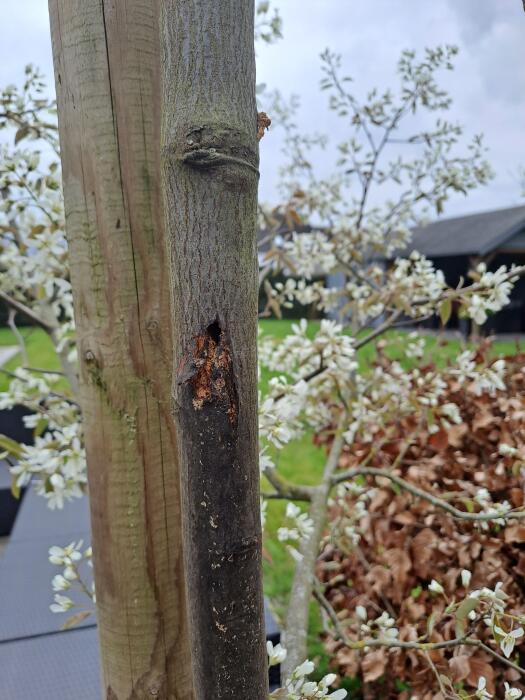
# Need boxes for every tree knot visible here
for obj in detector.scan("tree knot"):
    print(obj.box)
[179,124,259,177]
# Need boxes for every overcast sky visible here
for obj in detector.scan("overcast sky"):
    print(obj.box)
[2,1,524,219]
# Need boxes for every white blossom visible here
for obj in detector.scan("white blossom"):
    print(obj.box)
[428,579,444,595]
[504,682,523,700]
[494,626,523,659]
[355,605,367,622]
[50,594,74,613]
[475,676,492,700]
[51,574,70,592]
[499,443,518,458]
[460,569,472,588]
[280,658,347,699]
[48,541,83,567]
[267,640,287,667]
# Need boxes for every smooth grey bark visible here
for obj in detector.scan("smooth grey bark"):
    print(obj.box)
[282,431,345,679]
[161,2,267,698]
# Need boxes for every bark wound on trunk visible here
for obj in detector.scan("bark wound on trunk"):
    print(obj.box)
[178,321,238,425]
[174,313,265,699]
[162,2,267,697]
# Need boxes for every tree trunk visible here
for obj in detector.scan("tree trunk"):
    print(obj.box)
[161,2,267,698]
[48,2,193,698]
[282,431,344,679]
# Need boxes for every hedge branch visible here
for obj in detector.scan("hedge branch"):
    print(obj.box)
[332,465,525,521]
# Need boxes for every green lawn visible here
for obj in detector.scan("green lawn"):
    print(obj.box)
[0,326,62,392]
[0,320,522,684]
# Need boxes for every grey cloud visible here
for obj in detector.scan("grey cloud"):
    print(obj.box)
[0,0,523,217]
[446,0,520,42]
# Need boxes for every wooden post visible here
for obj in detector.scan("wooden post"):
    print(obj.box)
[161,1,268,698]
[48,2,193,697]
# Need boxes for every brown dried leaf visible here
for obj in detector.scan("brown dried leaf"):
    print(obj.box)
[362,650,387,682]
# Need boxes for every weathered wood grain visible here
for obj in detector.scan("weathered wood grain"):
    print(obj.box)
[48,2,193,697]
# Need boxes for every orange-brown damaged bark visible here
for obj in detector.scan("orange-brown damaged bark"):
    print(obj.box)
[177,322,238,424]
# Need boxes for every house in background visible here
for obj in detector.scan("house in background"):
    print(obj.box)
[402,204,525,335]
[257,204,525,332]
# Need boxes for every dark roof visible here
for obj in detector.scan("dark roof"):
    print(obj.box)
[406,205,525,258]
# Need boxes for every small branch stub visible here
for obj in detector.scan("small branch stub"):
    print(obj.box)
[257,112,271,141]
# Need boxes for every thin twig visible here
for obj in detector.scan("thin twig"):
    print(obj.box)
[0,368,78,407]
[423,650,456,700]
[7,309,28,366]
[262,467,315,502]
[332,465,525,521]
[0,291,55,333]
[312,576,525,679]
[354,310,403,350]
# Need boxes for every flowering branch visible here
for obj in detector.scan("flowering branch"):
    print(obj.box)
[315,579,525,680]
[332,466,525,522]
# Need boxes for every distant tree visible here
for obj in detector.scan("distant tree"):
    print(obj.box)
[257,46,525,697]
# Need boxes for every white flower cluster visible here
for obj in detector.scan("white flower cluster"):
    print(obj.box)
[0,367,61,413]
[467,263,519,325]
[283,231,338,279]
[474,488,512,528]
[0,369,86,509]
[11,427,86,509]
[339,349,508,449]
[268,642,347,699]
[342,362,449,445]
[328,483,372,549]
[438,401,462,428]
[389,251,446,318]
[278,502,314,562]
[262,252,523,336]
[357,609,399,642]
[259,379,308,451]
[0,145,73,346]
[261,320,357,381]
[259,321,357,453]
[434,578,525,662]
[263,278,328,318]
[450,351,506,396]
[48,540,94,615]
[332,215,412,261]
[404,332,426,359]
[499,443,521,459]
[474,676,523,700]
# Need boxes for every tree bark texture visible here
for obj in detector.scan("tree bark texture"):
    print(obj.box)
[282,431,344,679]
[48,2,193,698]
[161,2,267,698]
